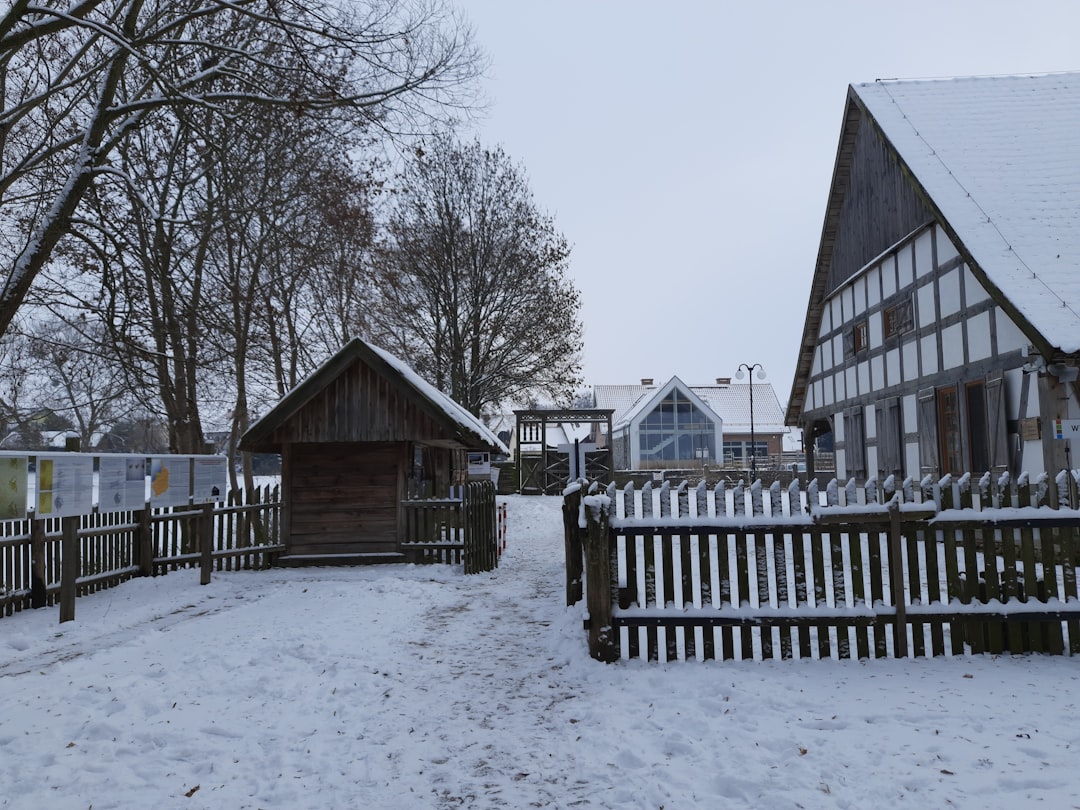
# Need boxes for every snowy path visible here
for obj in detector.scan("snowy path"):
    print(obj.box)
[3,495,1080,809]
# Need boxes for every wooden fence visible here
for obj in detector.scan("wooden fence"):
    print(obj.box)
[0,485,282,622]
[564,470,1080,662]
[400,480,501,574]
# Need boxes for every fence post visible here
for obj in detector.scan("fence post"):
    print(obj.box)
[59,515,79,623]
[563,485,583,605]
[199,503,214,586]
[136,506,154,577]
[582,494,618,662]
[888,498,908,658]
[30,519,47,608]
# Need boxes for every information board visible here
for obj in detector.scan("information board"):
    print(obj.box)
[150,456,192,507]
[0,454,29,519]
[193,456,227,503]
[98,455,147,512]
[37,454,94,518]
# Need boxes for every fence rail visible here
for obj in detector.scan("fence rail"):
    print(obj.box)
[0,485,282,622]
[399,480,501,574]
[565,470,1080,662]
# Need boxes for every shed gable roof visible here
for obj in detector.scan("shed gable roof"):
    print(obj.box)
[240,338,507,454]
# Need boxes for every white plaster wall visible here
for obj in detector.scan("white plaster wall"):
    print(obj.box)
[866,446,879,478]
[966,310,992,361]
[832,334,843,367]
[864,404,876,439]
[937,228,960,265]
[902,393,917,429]
[834,412,845,443]
[871,355,884,390]
[921,333,939,375]
[963,266,989,307]
[941,322,964,369]
[831,297,843,331]
[915,229,934,276]
[886,348,900,387]
[853,276,866,316]
[835,371,846,401]
[811,346,822,377]
[869,311,882,347]
[938,269,961,317]
[842,286,854,321]
[917,282,936,328]
[882,257,897,298]
[857,360,870,395]
[995,308,1029,354]
[905,442,921,477]
[867,265,882,308]
[898,244,915,287]
[902,340,919,383]
[846,366,857,398]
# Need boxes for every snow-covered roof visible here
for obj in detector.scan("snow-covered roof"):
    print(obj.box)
[594,378,786,434]
[854,73,1080,352]
[241,338,507,455]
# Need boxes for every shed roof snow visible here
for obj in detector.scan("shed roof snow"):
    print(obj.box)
[240,338,507,455]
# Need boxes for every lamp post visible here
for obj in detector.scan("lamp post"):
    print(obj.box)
[735,363,765,480]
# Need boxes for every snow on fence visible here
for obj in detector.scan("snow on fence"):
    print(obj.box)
[0,485,282,623]
[564,471,1080,662]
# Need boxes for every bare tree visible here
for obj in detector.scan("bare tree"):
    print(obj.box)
[0,0,481,337]
[372,135,584,416]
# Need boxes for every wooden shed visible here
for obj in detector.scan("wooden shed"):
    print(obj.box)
[239,338,506,564]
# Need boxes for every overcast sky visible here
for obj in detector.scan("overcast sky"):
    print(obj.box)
[456,1,1080,406]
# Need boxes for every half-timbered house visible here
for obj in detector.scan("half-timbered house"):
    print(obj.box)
[788,72,1080,483]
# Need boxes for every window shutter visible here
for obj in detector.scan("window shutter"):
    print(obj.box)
[985,375,1008,471]
[917,387,939,477]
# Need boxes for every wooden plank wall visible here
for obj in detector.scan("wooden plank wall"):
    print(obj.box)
[288,442,404,555]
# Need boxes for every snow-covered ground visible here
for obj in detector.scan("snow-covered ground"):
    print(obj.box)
[3,494,1079,809]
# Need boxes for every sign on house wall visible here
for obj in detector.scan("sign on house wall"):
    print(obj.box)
[1054,419,1080,440]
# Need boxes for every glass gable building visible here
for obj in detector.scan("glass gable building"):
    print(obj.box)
[611,378,722,469]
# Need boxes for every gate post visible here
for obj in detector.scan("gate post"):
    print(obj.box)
[582,493,618,662]
[563,485,583,605]
[59,516,79,623]
[199,503,214,585]
[888,498,908,658]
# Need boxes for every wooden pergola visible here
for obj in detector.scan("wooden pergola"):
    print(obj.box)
[513,408,614,494]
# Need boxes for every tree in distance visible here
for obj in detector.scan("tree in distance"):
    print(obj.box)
[371,135,584,417]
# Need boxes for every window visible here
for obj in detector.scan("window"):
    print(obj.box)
[846,320,869,359]
[637,389,715,464]
[884,297,913,338]
[722,440,768,464]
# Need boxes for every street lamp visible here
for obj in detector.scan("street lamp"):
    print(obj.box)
[735,363,765,480]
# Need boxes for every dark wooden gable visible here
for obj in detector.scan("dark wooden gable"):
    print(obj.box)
[824,108,934,296]
[265,356,456,446]
[240,339,501,454]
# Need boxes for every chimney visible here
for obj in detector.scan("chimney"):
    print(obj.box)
[715,377,731,385]
[640,378,654,386]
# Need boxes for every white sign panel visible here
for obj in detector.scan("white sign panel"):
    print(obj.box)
[37,455,93,518]
[1054,419,1080,440]
[193,456,227,503]
[0,454,29,519]
[98,456,147,512]
[150,456,191,507]
[467,452,490,476]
